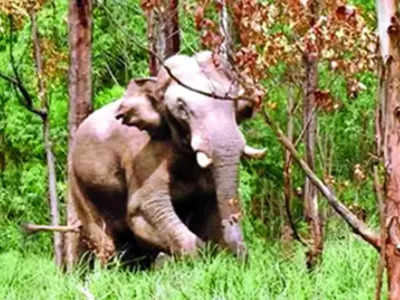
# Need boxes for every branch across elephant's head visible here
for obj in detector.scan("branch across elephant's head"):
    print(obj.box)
[115,52,258,159]
[115,51,264,257]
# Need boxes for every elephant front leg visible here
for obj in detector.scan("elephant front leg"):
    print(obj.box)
[189,199,247,259]
[128,194,203,255]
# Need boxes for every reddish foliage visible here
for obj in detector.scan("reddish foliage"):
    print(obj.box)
[193,0,377,106]
[314,89,340,112]
[140,0,162,11]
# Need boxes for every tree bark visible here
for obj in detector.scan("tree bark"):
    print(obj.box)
[164,0,180,58]
[146,0,180,76]
[30,12,63,267]
[284,87,295,236]
[283,87,306,246]
[374,164,386,300]
[43,118,63,266]
[65,0,93,270]
[303,50,323,268]
[301,0,323,268]
[382,55,400,300]
[218,0,234,67]
[376,1,400,298]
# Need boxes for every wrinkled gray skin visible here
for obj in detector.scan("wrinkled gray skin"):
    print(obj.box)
[70,52,255,263]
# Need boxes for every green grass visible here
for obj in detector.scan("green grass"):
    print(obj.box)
[0,234,381,300]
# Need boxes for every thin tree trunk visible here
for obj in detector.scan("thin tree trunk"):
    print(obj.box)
[146,0,180,76]
[283,87,295,242]
[263,111,380,249]
[164,0,180,57]
[377,1,400,298]
[284,87,294,220]
[218,0,234,66]
[30,12,63,267]
[43,117,63,266]
[147,10,163,76]
[303,50,323,268]
[301,0,323,268]
[65,0,93,270]
[282,87,307,247]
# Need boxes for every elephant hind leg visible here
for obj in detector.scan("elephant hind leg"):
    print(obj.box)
[70,175,116,265]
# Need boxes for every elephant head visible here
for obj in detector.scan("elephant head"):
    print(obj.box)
[115,51,264,257]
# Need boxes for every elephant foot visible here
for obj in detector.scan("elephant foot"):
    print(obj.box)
[152,237,205,269]
[221,217,247,261]
[172,234,205,255]
[235,243,248,262]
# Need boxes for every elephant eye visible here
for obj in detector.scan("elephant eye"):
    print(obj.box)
[176,98,189,119]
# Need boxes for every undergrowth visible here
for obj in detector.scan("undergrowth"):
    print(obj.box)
[0,233,381,300]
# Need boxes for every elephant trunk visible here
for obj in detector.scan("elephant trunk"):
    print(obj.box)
[211,138,247,258]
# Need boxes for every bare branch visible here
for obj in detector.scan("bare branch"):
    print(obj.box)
[22,223,80,234]
[9,16,19,85]
[30,12,48,109]
[0,72,47,118]
[2,15,47,119]
[263,108,380,250]
[294,105,317,147]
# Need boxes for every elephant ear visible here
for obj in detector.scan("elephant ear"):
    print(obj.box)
[115,78,164,133]
[195,51,255,123]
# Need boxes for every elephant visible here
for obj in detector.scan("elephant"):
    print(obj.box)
[70,51,264,264]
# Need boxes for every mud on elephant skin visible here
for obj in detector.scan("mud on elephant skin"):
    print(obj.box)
[70,51,265,264]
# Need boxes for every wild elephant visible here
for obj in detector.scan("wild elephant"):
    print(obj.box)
[70,51,264,264]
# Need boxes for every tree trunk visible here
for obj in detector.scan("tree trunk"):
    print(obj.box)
[30,12,63,267]
[164,0,180,58]
[65,0,93,270]
[146,0,180,76]
[218,0,234,67]
[381,52,400,300]
[301,0,323,268]
[43,117,63,266]
[377,0,400,297]
[303,50,323,268]
[283,87,297,244]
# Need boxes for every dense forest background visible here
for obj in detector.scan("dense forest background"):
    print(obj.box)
[0,0,389,298]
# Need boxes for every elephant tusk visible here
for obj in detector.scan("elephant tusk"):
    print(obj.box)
[196,152,213,168]
[243,145,267,159]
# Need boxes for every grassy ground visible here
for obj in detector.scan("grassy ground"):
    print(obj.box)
[0,234,381,300]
